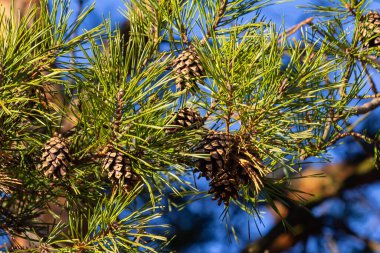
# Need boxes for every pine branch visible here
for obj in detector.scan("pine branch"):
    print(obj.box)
[0,169,21,194]
[200,0,228,45]
[350,97,380,115]
[360,60,378,94]
[327,131,374,146]
[278,17,314,43]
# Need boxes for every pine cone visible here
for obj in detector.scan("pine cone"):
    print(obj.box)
[172,46,204,91]
[166,108,203,133]
[39,133,70,179]
[102,146,140,192]
[196,131,262,206]
[359,11,380,48]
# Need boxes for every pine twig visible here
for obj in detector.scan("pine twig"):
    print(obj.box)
[225,81,233,134]
[328,132,374,146]
[278,78,289,96]
[278,17,313,43]
[361,55,380,72]
[0,169,22,194]
[202,99,219,124]
[360,60,378,94]
[350,97,380,115]
[344,3,357,16]
[200,0,228,45]
[354,94,380,99]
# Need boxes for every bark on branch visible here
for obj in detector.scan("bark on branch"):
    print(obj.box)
[350,98,380,115]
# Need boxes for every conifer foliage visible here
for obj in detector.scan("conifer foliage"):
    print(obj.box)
[1,0,380,252]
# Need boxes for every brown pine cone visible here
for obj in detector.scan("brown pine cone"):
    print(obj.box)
[358,11,380,48]
[172,46,205,91]
[102,146,140,192]
[166,107,203,133]
[196,131,264,206]
[39,133,71,179]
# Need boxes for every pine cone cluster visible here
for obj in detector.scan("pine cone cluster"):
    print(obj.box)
[166,108,203,133]
[172,46,204,91]
[102,146,140,192]
[359,11,380,48]
[39,133,71,179]
[196,131,263,206]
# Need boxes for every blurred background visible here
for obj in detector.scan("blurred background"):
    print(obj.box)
[2,0,380,252]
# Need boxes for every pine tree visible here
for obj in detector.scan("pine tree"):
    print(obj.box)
[1,0,380,252]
